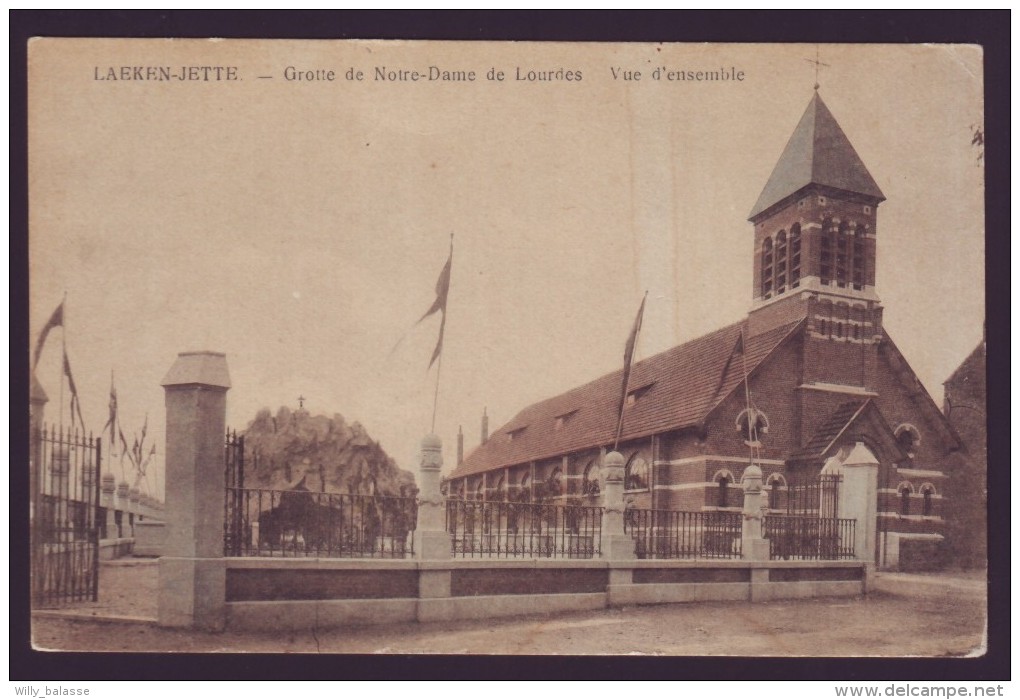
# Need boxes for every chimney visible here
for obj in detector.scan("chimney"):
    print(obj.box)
[457,425,464,465]
[481,407,489,444]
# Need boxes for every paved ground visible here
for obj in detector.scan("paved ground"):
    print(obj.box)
[30,559,987,656]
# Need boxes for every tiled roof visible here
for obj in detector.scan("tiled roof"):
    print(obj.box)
[944,341,985,387]
[451,317,804,478]
[789,400,868,460]
[749,93,885,220]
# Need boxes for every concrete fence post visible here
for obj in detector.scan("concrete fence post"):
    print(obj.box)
[100,472,117,538]
[30,375,47,505]
[840,442,879,565]
[157,351,231,630]
[740,463,770,561]
[599,451,636,560]
[415,434,452,560]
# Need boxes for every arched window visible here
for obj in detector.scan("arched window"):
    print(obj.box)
[897,482,913,516]
[474,482,485,501]
[852,225,867,290]
[761,237,774,298]
[790,223,802,287]
[820,218,835,285]
[718,475,732,508]
[625,455,649,491]
[546,469,563,498]
[520,474,532,503]
[494,475,506,502]
[921,484,935,517]
[582,460,600,497]
[836,221,850,287]
[775,230,788,294]
[767,474,786,510]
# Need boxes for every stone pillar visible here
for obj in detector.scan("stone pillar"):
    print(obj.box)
[158,351,231,630]
[116,481,130,537]
[415,437,454,619]
[128,487,141,533]
[740,464,770,561]
[840,442,879,564]
[101,473,117,538]
[415,434,452,560]
[599,451,636,560]
[29,374,47,503]
[30,372,48,422]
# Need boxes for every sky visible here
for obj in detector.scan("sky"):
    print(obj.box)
[28,41,985,499]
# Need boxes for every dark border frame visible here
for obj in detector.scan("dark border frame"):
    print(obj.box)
[10,10,1010,682]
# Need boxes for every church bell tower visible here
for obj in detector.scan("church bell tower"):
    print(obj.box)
[746,92,886,390]
[747,92,886,341]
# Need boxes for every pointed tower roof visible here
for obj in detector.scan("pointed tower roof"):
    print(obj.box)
[749,92,885,220]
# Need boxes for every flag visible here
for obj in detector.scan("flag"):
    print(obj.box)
[119,427,133,466]
[102,373,118,434]
[417,237,453,369]
[615,293,647,436]
[144,442,156,461]
[62,348,86,433]
[140,444,157,473]
[33,301,64,370]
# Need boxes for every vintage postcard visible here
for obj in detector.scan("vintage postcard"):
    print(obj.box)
[27,39,986,657]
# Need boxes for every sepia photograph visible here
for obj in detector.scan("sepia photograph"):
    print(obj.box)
[23,36,991,663]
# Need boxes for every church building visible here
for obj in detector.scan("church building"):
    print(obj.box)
[447,92,964,570]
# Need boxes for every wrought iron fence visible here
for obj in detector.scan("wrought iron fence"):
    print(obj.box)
[624,508,743,559]
[445,499,603,558]
[763,515,856,560]
[31,425,102,607]
[224,487,417,558]
[775,474,842,517]
[223,430,245,555]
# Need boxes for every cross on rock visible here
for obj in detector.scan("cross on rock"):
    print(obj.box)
[804,45,830,91]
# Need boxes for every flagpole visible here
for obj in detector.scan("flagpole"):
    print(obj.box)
[59,292,67,431]
[614,291,647,451]
[613,367,628,453]
[431,348,443,434]
[430,233,453,434]
[739,328,757,463]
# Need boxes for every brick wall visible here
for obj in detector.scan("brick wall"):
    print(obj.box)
[897,538,946,572]
[702,334,804,461]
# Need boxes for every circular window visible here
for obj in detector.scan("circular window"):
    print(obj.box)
[625,456,649,491]
[895,424,921,457]
[736,408,769,447]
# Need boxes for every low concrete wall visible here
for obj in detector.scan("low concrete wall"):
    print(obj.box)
[223,558,868,632]
[133,521,166,557]
[99,538,134,560]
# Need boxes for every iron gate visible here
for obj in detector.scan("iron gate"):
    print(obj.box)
[31,425,102,607]
[223,430,245,556]
[764,474,854,560]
